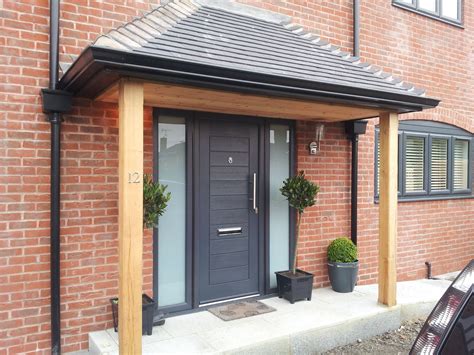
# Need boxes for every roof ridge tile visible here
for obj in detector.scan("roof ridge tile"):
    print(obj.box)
[94,0,198,49]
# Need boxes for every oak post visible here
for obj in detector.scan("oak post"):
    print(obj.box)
[378,112,398,307]
[118,78,144,354]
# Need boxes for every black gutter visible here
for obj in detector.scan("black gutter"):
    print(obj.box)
[353,0,360,57]
[58,46,440,112]
[345,120,368,245]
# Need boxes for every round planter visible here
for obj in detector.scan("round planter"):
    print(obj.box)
[327,261,359,293]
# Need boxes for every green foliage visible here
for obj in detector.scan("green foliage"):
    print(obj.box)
[327,237,357,263]
[143,174,171,229]
[280,171,320,274]
[280,171,320,214]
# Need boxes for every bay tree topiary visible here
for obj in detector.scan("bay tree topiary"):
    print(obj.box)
[280,171,320,275]
[327,237,357,263]
[143,174,171,229]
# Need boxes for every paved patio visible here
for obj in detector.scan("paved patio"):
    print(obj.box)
[90,278,452,354]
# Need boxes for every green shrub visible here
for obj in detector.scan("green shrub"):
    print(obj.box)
[143,174,171,229]
[327,237,357,263]
[280,171,319,214]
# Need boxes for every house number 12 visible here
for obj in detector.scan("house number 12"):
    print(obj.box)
[128,172,141,184]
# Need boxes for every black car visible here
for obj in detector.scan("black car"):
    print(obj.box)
[410,259,474,355]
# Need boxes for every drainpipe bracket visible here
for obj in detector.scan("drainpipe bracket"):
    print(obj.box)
[42,88,73,114]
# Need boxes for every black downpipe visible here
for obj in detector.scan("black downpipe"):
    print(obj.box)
[49,1,62,354]
[353,0,360,57]
[350,135,359,245]
[345,121,367,246]
[425,261,433,279]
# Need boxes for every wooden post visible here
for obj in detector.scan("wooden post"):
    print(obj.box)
[118,78,144,354]
[378,112,398,307]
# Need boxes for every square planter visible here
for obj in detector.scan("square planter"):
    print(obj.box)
[110,294,155,336]
[275,269,314,304]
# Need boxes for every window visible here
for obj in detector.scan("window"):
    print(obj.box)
[419,0,436,13]
[393,0,462,25]
[375,120,472,200]
[157,114,187,307]
[454,139,469,190]
[269,124,291,288]
[405,135,426,193]
[430,138,448,191]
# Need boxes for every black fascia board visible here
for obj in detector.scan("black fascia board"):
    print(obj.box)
[59,46,440,112]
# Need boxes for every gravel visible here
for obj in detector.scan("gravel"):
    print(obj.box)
[321,319,425,355]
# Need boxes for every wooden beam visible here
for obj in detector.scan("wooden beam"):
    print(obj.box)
[378,112,398,307]
[118,78,144,354]
[97,81,384,122]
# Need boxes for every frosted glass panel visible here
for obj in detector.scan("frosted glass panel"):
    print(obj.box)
[269,125,290,288]
[158,115,186,307]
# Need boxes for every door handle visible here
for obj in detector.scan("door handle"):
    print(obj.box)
[253,173,258,214]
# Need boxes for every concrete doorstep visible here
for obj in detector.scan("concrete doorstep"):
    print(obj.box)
[89,278,451,354]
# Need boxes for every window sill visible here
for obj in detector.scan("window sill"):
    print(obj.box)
[374,194,474,204]
[392,2,464,29]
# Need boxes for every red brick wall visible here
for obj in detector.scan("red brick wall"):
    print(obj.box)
[0,0,473,353]
[0,1,158,353]
[295,121,352,288]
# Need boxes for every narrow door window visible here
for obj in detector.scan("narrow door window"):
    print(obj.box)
[269,124,290,288]
[157,115,186,307]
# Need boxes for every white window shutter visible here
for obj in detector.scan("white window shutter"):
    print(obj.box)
[405,136,425,192]
[453,140,469,190]
[430,138,448,191]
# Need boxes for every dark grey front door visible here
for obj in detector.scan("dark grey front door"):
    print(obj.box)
[198,117,259,304]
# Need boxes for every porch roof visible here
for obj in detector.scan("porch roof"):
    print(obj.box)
[59,0,439,118]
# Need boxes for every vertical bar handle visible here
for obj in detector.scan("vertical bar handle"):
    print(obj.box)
[253,173,258,214]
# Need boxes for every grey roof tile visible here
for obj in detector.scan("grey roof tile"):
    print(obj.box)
[92,0,427,97]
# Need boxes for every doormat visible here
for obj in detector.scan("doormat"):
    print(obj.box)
[208,300,275,321]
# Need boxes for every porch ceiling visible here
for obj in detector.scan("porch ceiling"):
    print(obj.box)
[59,0,439,117]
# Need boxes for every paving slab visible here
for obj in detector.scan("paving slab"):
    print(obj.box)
[89,278,451,354]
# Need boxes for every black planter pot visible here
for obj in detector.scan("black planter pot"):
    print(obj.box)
[110,294,156,336]
[275,269,314,304]
[327,261,359,293]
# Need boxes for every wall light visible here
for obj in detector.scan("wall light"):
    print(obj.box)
[309,123,325,155]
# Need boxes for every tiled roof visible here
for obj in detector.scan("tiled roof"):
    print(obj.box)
[92,0,427,98]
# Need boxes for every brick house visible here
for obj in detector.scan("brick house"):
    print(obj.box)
[0,0,473,353]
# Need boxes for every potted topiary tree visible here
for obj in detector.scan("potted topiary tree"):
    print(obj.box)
[327,237,358,293]
[111,174,171,335]
[276,171,320,303]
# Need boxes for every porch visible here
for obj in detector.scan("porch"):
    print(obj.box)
[57,1,440,353]
[89,278,451,354]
